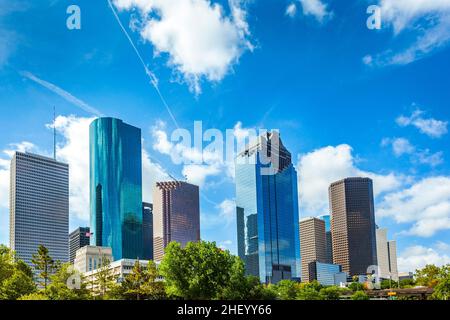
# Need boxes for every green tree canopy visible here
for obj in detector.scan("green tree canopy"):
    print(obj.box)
[160,241,254,300]
[31,245,57,289]
[351,291,369,300]
[45,263,91,300]
[415,264,441,288]
[0,269,36,300]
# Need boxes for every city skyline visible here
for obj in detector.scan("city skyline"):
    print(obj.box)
[1,0,450,275]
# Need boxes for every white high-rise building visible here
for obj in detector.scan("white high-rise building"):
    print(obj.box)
[376,228,398,281]
[10,152,69,267]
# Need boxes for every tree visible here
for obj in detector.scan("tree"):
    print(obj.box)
[45,263,91,300]
[399,278,415,288]
[320,286,344,300]
[415,264,441,288]
[118,260,166,300]
[92,256,116,299]
[351,291,369,300]
[18,292,49,300]
[380,279,398,289]
[159,241,248,300]
[431,265,450,300]
[31,245,57,289]
[273,280,298,300]
[349,281,364,292]
[0,245,14,284]
[0,270,36,300]
[296,281,324,300]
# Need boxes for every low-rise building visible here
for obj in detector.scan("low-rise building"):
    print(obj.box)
[308,261,346,286]
[73,245,113,273]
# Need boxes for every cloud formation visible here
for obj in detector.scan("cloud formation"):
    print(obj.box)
[297,144,403,216]
[365,0,450,66]
[398,245,450,272]
[396,109,448,138]
[378,176,450,237]
[113,0,253,94]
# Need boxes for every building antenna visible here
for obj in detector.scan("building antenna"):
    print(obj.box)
[53,106,56,160]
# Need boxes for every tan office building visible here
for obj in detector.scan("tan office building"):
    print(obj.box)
[300,217,327,282]
[153,181,200,261]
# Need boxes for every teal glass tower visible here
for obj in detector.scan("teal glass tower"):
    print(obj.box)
[236,132,301,283]
[90,118,143,261]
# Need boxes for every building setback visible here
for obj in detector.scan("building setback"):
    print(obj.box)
[10,152,69,267]
[89,117,143,261]
[318,214,333,264]
[69,227,90,264]
[152,181,200,261]
[329,177,378,276]
[235,132,301,283]
[142,202,153,261]
[300,217,327,282]
[376,228,398,281]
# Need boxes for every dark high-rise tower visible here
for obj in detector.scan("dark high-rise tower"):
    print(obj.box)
[329,177,377,276]
[235,132,301,283]
[69,227,90,264]
[89,117,143,261]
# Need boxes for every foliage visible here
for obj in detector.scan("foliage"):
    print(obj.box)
[349,281,364,292]
[160,241,249,300]
[351,291,369,300]
[31,245,57,289]
[0,270,36,300]
[380,279,398,289]
[91,256,117,299]
[18,292,49,300]
[45,263,91,300]
[273,280,299,300]
[118,260,166,300]
[0,246,36,300]
[319,286,344,300]
[431,265,450,300]
[415,264,441,288]
[399,278,415,288]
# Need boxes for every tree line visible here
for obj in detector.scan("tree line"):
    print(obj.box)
[1,241,450,300]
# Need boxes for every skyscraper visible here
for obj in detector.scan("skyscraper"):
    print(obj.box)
[89,117,143,261]
[318,214,333,264]
[152,181,200,261]
[235,132,301,283]
[142,202,153,261]
[299,217,327,282]
[329,177,377,276]
[69,227,90,264]
[10,152,69,267]
[376,228,398,281]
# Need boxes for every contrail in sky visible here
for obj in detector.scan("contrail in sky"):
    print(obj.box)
[106,0,180,129]
[21,71,103,117]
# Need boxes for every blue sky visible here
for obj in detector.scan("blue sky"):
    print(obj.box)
[1,0,450,272]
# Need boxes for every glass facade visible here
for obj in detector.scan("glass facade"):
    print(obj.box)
[309,261,343,286]
[236,133,301,283]
[89,118,143,261]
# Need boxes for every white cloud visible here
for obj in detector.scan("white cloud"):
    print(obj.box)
[285,3,297,18]
[142,149,170,202]
[381,137,444,167]
[378,176,450,237]
[151,120,256,187]
[218,198,236,225]
[396,109,448,138]
[113,0,253,94]
[398,245,450,273]
[297,144,403,216]
[298,0,332,22]
[366,0,450,66]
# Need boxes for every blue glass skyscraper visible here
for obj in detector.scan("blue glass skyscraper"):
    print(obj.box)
[90,117,143,261]
[236,132,301,283]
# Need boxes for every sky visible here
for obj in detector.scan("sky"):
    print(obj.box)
[1,0,450,273]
